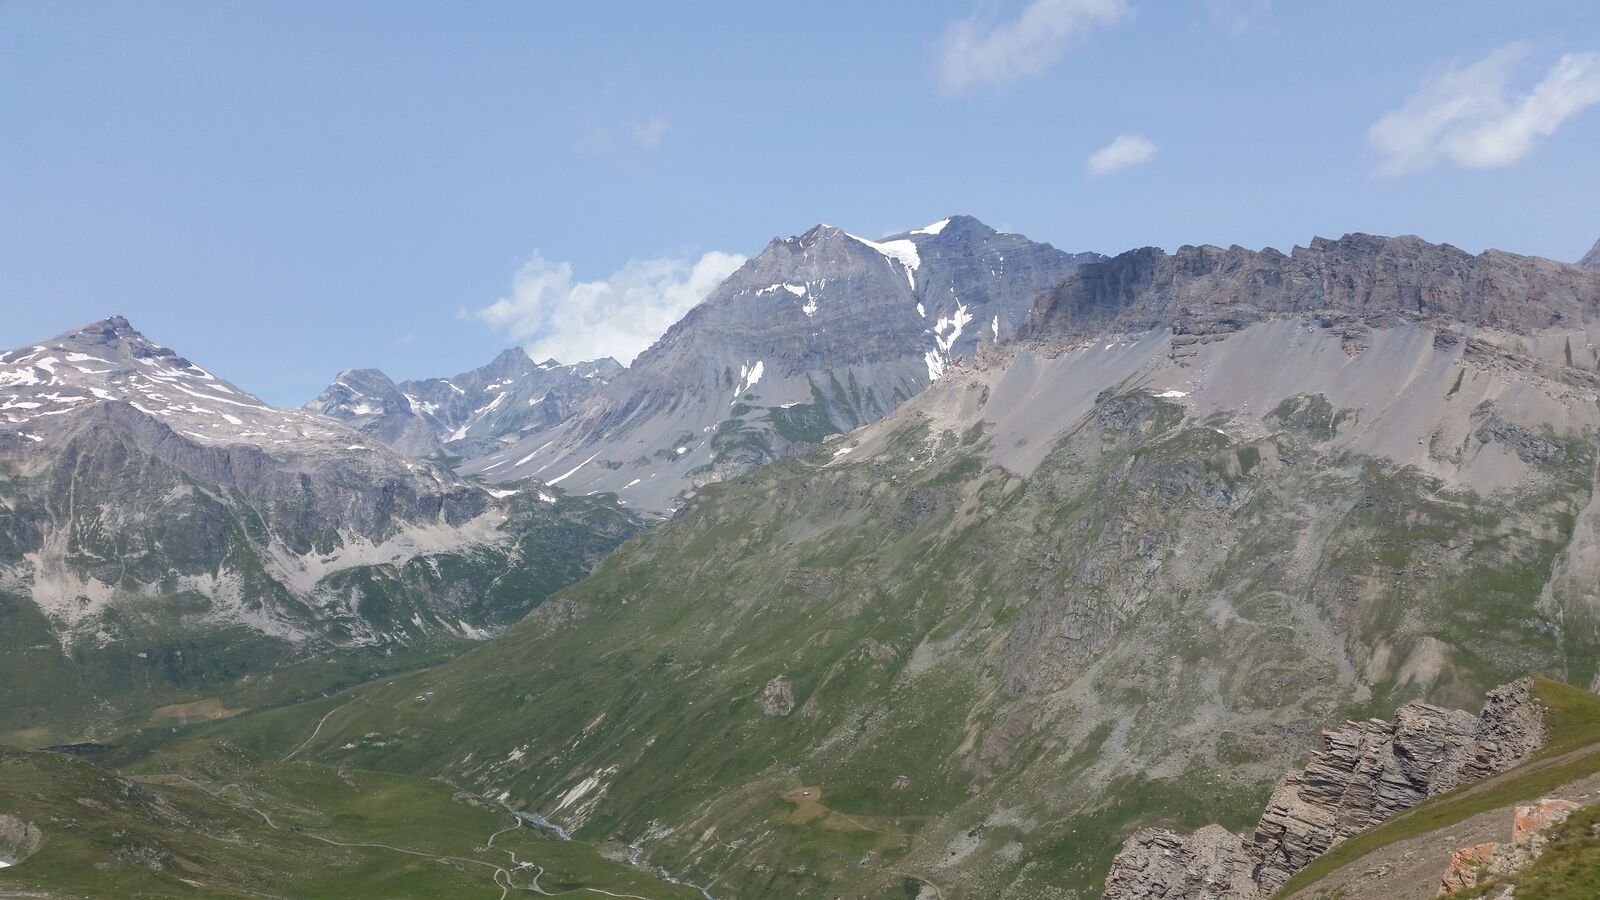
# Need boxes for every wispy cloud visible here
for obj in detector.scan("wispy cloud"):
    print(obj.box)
[630,116,670,151]
[938,0,1128,94]
[473,250,746,366]
[1369,43,1600,177]
[1207,0,1272,36]
[1086,133,1158,176]
[577,116,674,159]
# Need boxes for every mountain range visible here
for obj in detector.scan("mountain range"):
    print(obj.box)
[6,218,1600,899]
[308,351,622,459]
[0,316,640,744]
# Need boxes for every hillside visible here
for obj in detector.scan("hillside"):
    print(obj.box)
[0,738,704,898]
[200,235,1600,897]
[1281,677,1600,899]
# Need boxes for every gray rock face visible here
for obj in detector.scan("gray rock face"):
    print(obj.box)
[309,350,621,459]
[465,216,1102,513]
[1025,234,1600,343]
[1580,238,1600,270]
[1103,679,1545,899]
[1102,825,1259,900]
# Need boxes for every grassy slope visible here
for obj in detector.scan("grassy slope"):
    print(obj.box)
[178,389,1600,898]
[0,739,702,899]
[0,484,642,749]
[1281,677,1600,896]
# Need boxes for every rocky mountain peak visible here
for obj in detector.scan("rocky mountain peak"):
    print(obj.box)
[1581,237,1600,270]
[56,315,189,366]
[309,347,622,458]
[480,346,539,379]
[464,216,1102,511]
[1,315,349,448]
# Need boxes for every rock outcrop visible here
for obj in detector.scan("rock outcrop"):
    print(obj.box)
[1104,679,1546,899]
[1439,798,1580,893]
[0,814,43,867]
[1100,825,1259,900]
[759,676,796,717]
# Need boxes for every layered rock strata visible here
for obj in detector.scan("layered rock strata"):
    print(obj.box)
[1104,679,1546,899]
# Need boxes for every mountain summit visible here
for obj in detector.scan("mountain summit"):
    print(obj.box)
[460,216,1102,512]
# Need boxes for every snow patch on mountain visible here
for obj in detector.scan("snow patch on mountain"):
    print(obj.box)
[846,232,921,289]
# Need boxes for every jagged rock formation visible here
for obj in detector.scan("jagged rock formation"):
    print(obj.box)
[1104,680,1546,899]
[0,317,641,740]
[309,350,621,458]
[1439,798,1579,893]
[1099,825,1259,900]
[463,215,1102,513]
[1580,238,1600,270]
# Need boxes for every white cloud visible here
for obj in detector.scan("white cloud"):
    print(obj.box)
[939,0,1128,93]
[1369,43,1600,177]
[474,250,746,366]
[1086,133,1158,176]
[630,117,670,151]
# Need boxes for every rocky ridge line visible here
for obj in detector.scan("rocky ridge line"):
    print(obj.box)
[1102,678,1546,899]
[1023,234,1600,351]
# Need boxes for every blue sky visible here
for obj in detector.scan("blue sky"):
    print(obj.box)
[4,1,1599,405]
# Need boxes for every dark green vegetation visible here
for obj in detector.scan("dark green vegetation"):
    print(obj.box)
[1282,677,1600,896]
[0,471,642,749]
[168,385,1600,897]
[0,739,703,898]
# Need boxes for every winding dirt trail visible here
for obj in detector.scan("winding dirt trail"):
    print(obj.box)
[280,700,351,762]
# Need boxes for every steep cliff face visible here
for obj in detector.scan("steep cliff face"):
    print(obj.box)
[1024,234,1600,343]
[309,350,621,459]
[462,216,1101,513]
[1104,680,1545,899]
[0,318,641,742]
